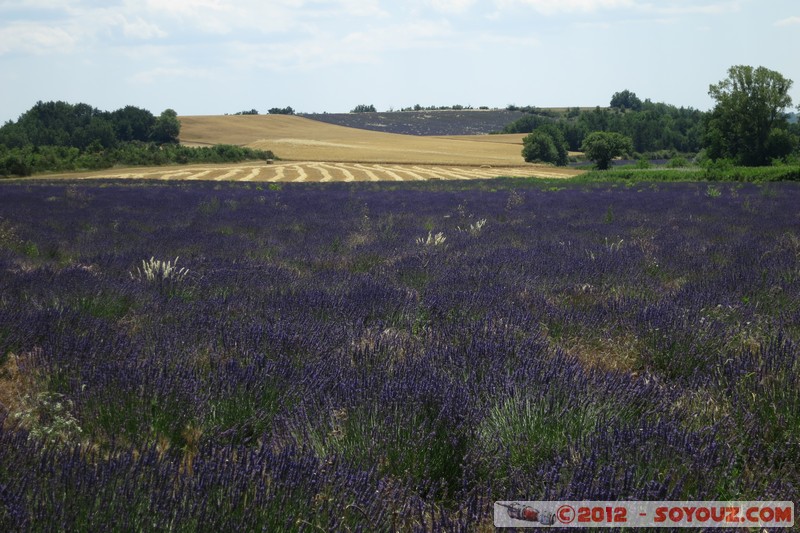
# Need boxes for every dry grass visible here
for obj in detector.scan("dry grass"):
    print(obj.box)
[180,114,581,170]
[45,161,583,182]
[0,351,42,426]
[35,115,586,181]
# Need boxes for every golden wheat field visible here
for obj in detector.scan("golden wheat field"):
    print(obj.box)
[57,115,584,182]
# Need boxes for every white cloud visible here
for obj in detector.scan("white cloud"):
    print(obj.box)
[129,66,213,84]
[493,0,742,16]
[428,0,477,13]
[140,0,388,35]
[495,0,635,15]
[142,0,237,34]
[227,39,373,71]
[0,22,77,54]
[342,20,454,50]
[775,16,800,26]
[644,1,742,16]
[0,0,73,9]
[336,0,390,18]
[121,16,167,39]
[474,32,539,47]
[227,19,458,72]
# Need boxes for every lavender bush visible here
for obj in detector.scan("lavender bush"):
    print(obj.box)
[0,179,798,530]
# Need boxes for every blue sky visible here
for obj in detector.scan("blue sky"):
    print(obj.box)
[1,0,799,122]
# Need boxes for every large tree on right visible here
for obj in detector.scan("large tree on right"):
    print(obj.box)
[705,65,796,166]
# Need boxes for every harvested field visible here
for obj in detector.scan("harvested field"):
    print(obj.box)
[39,114,584,181]
[54,161,581,182]
[181,115,537,165]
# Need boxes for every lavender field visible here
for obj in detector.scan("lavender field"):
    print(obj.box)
[300,110,528,136]
[1,179,799,531]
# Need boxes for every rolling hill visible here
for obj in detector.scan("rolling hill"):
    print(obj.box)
[38,114,584,181]
[178,114,539,166]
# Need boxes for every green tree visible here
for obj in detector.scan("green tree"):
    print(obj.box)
[522,131,559,165]
[501,114,553,134]
[268,107,294,115]
[151,109,180,144]
[765,128,797,161]
[350,104,376,113]
[110,106,156,142]
[705,65,795,166]
[581,131,632,170]
[610,90,642,111]
[522,125,569,166]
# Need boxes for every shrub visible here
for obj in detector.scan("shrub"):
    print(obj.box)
[130,256,189,295]
[350,104,377,113]
[522,125,569,166]
[668,156,689,168]
[522,131,559,165]
[581,131,633,170]
[416,231,446,246]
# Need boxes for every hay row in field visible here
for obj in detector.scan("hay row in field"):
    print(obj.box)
[66,162,580,182]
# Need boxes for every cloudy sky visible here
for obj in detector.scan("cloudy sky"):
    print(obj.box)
[1,0,799,121]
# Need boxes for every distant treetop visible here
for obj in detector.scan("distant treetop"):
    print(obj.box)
[350,104,377,113]
[268,107,295,115]
[610,90,643,111]
[0,101,179,150]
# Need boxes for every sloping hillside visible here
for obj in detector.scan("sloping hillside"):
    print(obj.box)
[179,114,533,166]
[299,109,526,135]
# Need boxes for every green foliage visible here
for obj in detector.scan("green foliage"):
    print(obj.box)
[765,128,798,161]
[522,124,569,166]
[0,142,275,176]
[610,89,643,111]
[0,101,174,150]
[604,205,615,224]
[0,102,245,175]
[705,65,795,166]
[350,104,377,113]
[150,109,180,144]
[111,106,157,142]
[581,131,633,170]
[522,131,558,165]
[234,109,259,115]
[578,165,800,183]
[502,98,704,154]
[522,125,568,166]
[668,156,689,168]
[267,107,294,115]
[501,113,554,134]
[478,394,601,475]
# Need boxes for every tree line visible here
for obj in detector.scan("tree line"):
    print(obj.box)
[0,102,273,176]
[1,101,180,150]
[507,99,705,155]
[228,108,295,115]
[517,66,800,169]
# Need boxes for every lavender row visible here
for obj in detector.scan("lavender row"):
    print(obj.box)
[0,180,798,530]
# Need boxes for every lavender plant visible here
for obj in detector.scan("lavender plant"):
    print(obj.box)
[0,179,798,530]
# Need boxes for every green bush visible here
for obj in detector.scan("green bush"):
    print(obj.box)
[578,164,800,183]
[668,156,689,168]
[581,131,633,170]
[0,142,276,176]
